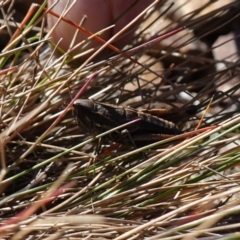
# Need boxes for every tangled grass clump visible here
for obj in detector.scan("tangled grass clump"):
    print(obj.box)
[0,1,240,239]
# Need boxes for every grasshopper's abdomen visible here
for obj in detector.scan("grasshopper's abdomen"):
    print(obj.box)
[136,112,182,135]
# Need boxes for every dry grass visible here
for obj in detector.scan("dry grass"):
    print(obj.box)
[0,0,240,239]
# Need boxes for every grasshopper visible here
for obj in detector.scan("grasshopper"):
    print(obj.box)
[73,99,186,143]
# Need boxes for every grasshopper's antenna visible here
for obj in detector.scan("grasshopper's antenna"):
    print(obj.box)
[68,83,73,101]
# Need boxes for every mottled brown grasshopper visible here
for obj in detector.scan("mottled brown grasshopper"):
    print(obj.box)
[73,99,186,143]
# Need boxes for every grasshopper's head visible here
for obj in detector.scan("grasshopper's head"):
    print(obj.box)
[73,99,95,134]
